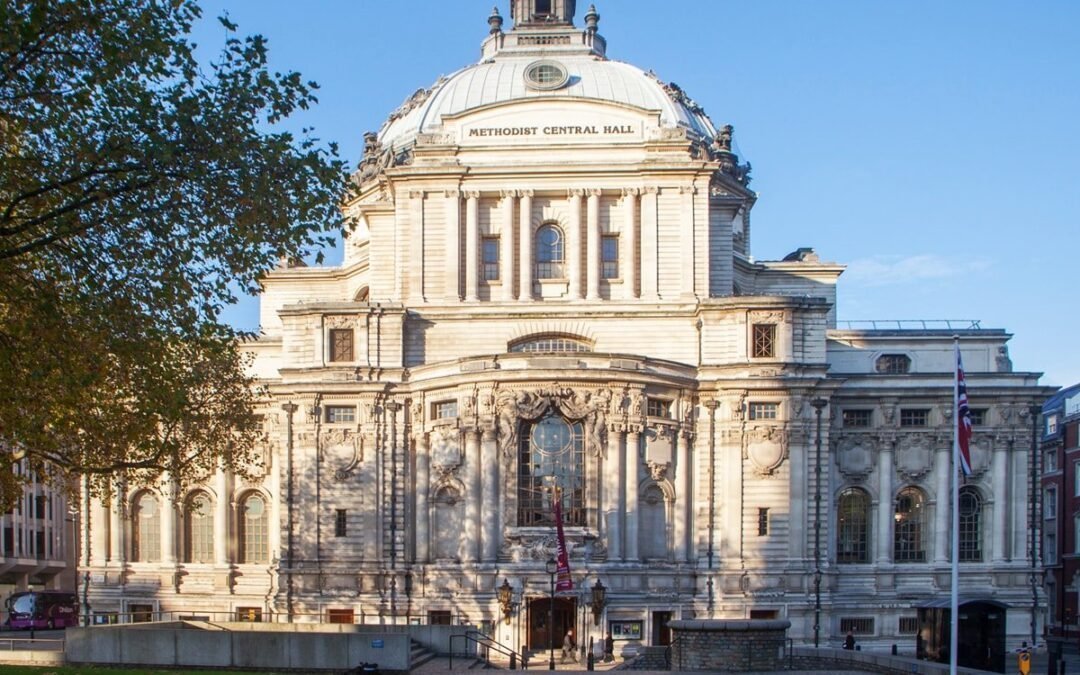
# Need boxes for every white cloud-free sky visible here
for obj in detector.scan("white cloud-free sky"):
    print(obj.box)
[194,1,1080,388]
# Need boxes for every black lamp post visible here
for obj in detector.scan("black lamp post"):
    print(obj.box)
[546,557,558,670]
[811,397,827,648]
[498,578,514,625]
[590,579,606,626]
[281,401,298,623]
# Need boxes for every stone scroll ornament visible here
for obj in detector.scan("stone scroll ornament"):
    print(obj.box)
[495,387,612,458]
[321,428,362,481]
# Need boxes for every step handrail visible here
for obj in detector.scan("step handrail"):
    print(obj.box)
[449,628,525,670]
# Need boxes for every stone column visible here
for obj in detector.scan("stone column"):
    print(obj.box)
[500,191,516,301]
[91,495,108,564]
[625,427,641,561]
[481,425,500,561]
[586,189,601,300]
[464,191,480,301]
[680,185,696,298]
[518,189,533,301]
[876,437,894,564]
[214,467,229,565]
[622,188,638,299]
[109,483,124,564]
[640,187,658,300]
[568,189,584,299]
[464,428,482,562]
[446,190,461,300]
[161,477,176,564]
[415,431,430,564]
[409,191,425,301]
[604,425,624,561]
[675,430,692,562]
[992,436,1008,562]
[933,441,950,564]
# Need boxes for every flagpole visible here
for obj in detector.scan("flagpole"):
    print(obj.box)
[950,337,960,675]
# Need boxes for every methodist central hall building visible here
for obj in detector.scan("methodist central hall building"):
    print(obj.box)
[83,0,1053,656]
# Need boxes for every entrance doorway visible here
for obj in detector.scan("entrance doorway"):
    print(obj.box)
[527,597,577,650]
[653,611,673,646]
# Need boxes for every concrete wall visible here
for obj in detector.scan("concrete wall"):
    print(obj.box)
[65,622,418,671]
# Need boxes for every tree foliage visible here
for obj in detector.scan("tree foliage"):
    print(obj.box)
[0,0,352,508]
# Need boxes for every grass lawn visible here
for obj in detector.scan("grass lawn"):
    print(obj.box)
[0,668,293,674]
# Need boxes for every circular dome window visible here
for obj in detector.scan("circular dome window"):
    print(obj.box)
[524,60,569,91]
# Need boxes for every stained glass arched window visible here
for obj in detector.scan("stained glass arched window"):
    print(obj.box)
[517,412,584,526]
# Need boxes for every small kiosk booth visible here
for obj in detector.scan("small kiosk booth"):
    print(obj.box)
[916,598,1008,673]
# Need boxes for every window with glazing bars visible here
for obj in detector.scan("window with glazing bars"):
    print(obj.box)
[434,400,458,419]
[325,406,356,424]
[842,409,872,427]
[839,617,874,635]
[958,488,982,562]
[535,224,565,279]
[517,413,585,527]
[893,488,926,562]
[875,354,911,374]
[837,488,870,564]
[601,235,619,279]
[757,508,769,536]
[751,323,776,358]
[335,509,347,537]
[899,409,929,427]
[240,494,268,564]
[646,398,671,418]
[482,237,500,280]
[898,617,919,634]
[329,329,354,362]
[186,493,214,563]
[748,402,778,420]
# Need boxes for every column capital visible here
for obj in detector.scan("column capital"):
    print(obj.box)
[567,188,585,198]
[500,189,519,199]
[622,187,641,198]
[464,189,481,200]
[586,188,602,198]
[519,189,535,198]
[408,190,425,199]
[443,189,460,198]
[679,185,698,195]
[642,186,659,195]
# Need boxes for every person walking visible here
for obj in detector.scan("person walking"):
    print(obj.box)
[604,631,615,663]
[563,628,577,662]
[844,630,856,650]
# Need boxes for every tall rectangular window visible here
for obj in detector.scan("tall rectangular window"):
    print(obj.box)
[329,329,354,362]
[335,509,347,537]
[751,324,776,358]
[757,508,769,536]
[601,235,619,279]
[482,237,500,281]
[1045,487,1057,520]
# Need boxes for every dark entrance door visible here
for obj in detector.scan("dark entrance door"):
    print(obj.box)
[528,597,576,651]
[653,611,673,646]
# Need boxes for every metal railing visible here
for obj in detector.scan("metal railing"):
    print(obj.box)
[76,609,453,626]
[0,637,65,651]
[835,319,982,331]
[449,629,524,670]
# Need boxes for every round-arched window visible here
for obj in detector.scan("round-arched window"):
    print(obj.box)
[517,412,584,526]
[535,224,564,279]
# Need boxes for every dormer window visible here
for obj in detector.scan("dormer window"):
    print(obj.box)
[876,354,911,374]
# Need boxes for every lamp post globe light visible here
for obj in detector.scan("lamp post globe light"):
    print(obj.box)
[546,556,558,670]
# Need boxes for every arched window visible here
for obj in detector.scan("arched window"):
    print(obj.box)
[893,487,926,563]
[959,487,983,562]
[509,334,592,353]
[238,493,268,564]
[836,488,870,564]
[131,492,160,563]
[535,224,565,279]
[517,412,585,526]
[184,492,214,563]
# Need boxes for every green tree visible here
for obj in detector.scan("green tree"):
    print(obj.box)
[0,0,351,507]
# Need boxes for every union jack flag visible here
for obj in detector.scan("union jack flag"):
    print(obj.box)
[957,350,973,477]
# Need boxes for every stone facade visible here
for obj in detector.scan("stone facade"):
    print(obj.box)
[82,0,1054,656]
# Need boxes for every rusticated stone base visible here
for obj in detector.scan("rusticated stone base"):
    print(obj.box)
[668,619,791,671]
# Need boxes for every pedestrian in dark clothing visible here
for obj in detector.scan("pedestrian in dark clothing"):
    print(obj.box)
[844,630,856,650]
[604,632,615,662]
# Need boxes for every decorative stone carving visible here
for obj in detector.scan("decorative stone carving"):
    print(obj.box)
[647,460,670,481]
[495,386,613,458]
[836,436,874,480]
[322,428,362,481]
[749,310,784,324]
[746,425,787,476]
[895,435,933,482]
[430,427,462,477]
[325,315,354,329]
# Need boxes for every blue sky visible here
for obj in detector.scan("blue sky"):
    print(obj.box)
[194,1,1080,388]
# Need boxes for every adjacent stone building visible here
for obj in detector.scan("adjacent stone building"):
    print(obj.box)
[82,0,1054,654]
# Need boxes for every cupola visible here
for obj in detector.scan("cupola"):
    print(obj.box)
[510,0,576,27]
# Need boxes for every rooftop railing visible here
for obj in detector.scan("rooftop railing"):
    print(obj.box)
[836,319,983,331]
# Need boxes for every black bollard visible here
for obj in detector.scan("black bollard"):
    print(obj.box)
[891,644,897,656]
[588,636,595,671]
[510,653,517,670]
